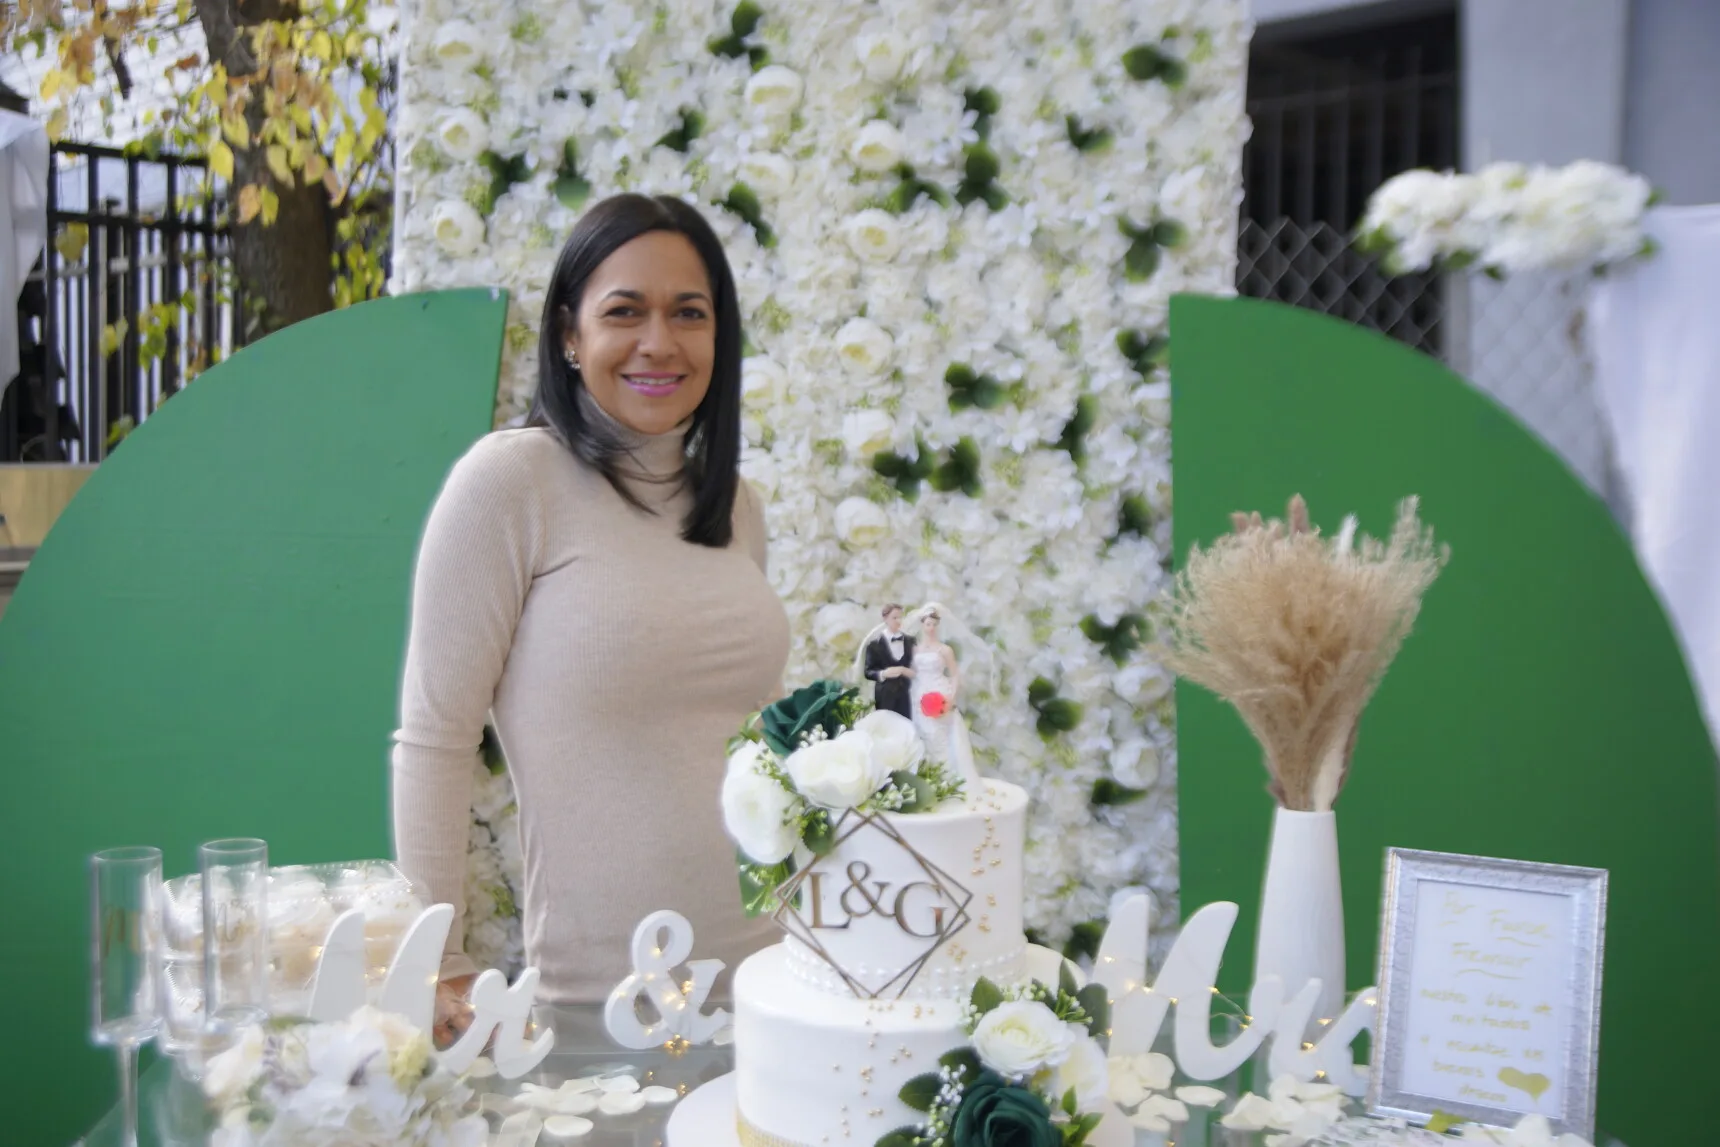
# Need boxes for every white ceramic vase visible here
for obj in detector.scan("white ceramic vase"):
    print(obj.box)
[1254,807,1346,1039]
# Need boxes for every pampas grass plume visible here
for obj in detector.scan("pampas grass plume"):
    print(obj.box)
[1155,495,1449,811]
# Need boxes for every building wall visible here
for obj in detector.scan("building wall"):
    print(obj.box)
[1624,0,1720,205]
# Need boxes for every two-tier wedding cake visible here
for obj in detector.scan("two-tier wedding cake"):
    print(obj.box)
[669,665,1124,1147]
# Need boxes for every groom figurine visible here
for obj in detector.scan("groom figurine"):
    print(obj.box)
[863,603,915,719]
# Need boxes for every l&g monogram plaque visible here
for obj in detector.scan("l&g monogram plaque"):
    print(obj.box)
[771,809,973,999]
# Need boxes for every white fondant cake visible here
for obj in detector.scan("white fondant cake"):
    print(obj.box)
[704,780,1033,1147]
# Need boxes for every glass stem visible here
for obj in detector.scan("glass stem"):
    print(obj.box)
[118,1041,139,1147]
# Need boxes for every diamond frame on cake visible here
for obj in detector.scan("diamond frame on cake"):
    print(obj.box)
[770,808,973,1000]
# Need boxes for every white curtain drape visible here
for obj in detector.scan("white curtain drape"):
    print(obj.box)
[1588,204,1720,753]
[0,111,50,396]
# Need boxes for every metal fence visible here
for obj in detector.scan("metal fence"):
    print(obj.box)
[1,142,244,463]
[1237,216,1621,507]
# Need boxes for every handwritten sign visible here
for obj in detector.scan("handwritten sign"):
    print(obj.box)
[1370,850,1607,1141]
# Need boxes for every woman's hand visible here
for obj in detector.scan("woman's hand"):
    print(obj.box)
[433,974,477,1049]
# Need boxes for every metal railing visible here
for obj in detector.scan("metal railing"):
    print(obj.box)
[2,142,245,463]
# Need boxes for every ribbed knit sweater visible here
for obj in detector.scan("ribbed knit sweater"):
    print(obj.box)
[391,410,788,1001]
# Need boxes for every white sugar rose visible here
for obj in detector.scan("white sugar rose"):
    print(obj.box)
[430,20,483,69]
[745,66,805,118]
[845,209,903,261]
[740,152,796,197]
[850,121,905,173]
[722,742,800,864]
[785,731,887,810]
[813,601,874,653]
[852,709,925,776]
[970,1001,1077,1078]
[1052,1034,1110,1109]
[742,355,789,403]
[834,497,890,547]
[432,200,486,256]
[434,109,489,162]
[841,409,895,458]
[854,24,909,83]
[835,317,894,375]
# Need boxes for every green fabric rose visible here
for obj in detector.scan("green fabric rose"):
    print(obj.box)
[951,1072,1060,1147]
[760,679,852,757]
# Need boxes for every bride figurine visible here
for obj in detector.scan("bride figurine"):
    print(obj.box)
[905,603,986,795]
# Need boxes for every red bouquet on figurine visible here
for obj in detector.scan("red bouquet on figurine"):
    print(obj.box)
[919,692,949,718]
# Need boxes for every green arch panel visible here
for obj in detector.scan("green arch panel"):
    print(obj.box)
[1170,294,1720,1145]
[0,289,506,1145]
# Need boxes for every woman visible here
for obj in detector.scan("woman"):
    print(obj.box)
[906,604,985,794]
[391,194,790,1040]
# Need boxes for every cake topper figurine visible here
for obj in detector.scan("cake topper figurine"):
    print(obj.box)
[860,603,916,720]
[854,602,993,796]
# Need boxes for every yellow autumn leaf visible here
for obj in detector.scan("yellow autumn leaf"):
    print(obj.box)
[54,223,89,262]
[302,151,328,184]
[210,140,234,182]
[237,183,262,225]
[100,319,129,358]
[310,30,333,59]
[266,144,293,185]
[40,68,63,101]
[322,167,345,203]
[260,185,280,226]
[333,130,354,173]
[222,113,250,148]
[45,108,68,142]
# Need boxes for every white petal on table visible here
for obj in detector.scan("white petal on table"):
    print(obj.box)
[1139,1095,1190,1124]
[640,1085,681,1106]
[597,1074,641,1093]
[712,1025,735,1046]
[1130,1110,1172,1133]
[496,1110,544,1147]
[558,1076,603,1094]
[598,1091,649,1116]
[543,1115,595,1139]
[466,1056,498,1078]
[1175,1085,1227,1108]
[552,1093,599,1116]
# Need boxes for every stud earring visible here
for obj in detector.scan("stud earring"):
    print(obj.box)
[564,346,580,370]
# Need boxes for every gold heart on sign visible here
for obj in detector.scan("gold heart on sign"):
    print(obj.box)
[1498,1066,1551,1102]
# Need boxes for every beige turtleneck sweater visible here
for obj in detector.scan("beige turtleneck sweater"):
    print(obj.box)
[391,411,789,1002]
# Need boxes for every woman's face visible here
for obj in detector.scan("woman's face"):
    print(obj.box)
[922,615,940,640]
[566,231,716,437]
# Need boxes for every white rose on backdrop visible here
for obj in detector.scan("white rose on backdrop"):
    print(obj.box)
[1111,738,1161,789]
[813,601,875,653]
[745,65,805,118]
[841,409,895,458]
[740,152,797,197]
[850,120,905,173]
[1114,662,1173,708]
[971,1001,1078,1078]
[834,497,890,547]
[430,20,483,68]
[1052,1034,1110,1110]
[854,24,910,83]
[722,742,800,864]
[851,709,926,776]
[785,730,887,810]
[741,450,780,498]
[835,317,895,375]
[742,355,790,404]
[845,209,903,261]
[431,200,486,256]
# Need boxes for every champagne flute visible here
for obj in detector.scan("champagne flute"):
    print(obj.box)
[90,846,165,1147]
[200,838,269,1041]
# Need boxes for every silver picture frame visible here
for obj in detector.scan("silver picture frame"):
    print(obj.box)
[1369,848,1608,1140]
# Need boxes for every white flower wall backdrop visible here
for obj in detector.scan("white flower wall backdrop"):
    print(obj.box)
[392,0,1251,974]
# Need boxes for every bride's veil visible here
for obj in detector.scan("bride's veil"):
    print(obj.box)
[904,602,997,697]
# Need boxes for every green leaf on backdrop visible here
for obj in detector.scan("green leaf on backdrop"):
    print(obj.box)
[739,856,795,917]
[898,1073,941,1113]
[1063,919,1106,962]
[553,139,591,210]
[1055,394,1098,461]
[1091,778,1150,806]
[971,976,1005,1015]
[1065,114,1113,153]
